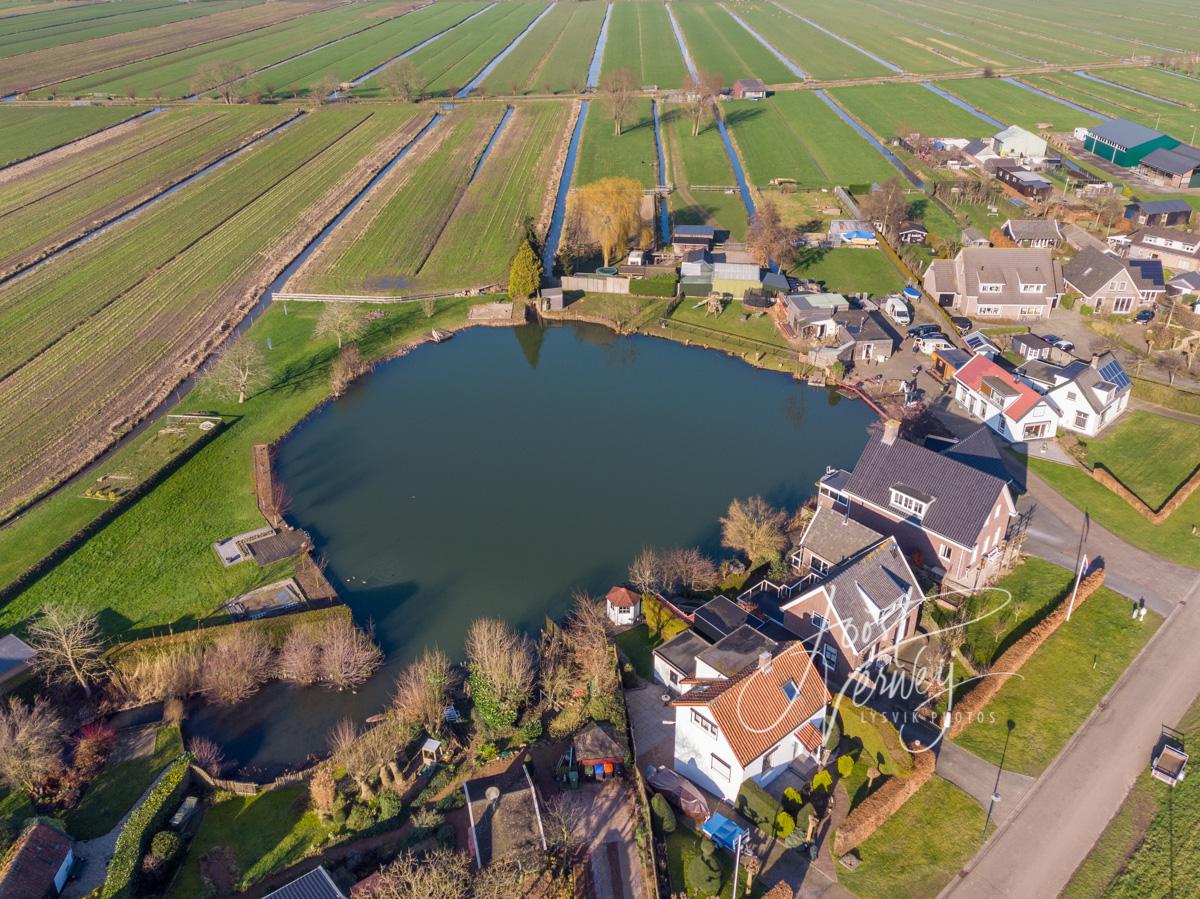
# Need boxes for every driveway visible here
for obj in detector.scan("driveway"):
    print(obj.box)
[624,681,676,773]
[569,780,647,899]
[940,573,1200,898]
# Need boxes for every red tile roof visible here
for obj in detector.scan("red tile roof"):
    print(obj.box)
[953,354,1045,422]
[0,823,72,899]
[673,642,830,766]
[606,586,641,609]
[796,722,824,753]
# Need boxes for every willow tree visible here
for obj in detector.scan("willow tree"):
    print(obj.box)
[571,176,642,267]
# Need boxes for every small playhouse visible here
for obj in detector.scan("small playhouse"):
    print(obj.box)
[573,722,625,782]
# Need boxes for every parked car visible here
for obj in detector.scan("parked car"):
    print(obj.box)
[907,324,941,339]
[1052,338,1074,352]
[950,316,972,335]
[915,335,954,355]
[1136,309,1155,325]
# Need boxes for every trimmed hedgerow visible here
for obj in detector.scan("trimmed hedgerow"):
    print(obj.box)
[102,753,191,899]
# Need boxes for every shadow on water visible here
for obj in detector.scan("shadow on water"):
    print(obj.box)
[188,323,877,775]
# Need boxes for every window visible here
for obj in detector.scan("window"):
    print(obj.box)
[1020,283,1044,294]
[1020,306,1044,317]
[782,680,799,702]
[691,710,718,737]
[976,305,1002,316]
[811,557,829,575]
[1066,391,1077,401]
[889,488,929,519]
[1113,297,1133,313]
[1074,410,1090,430]
[811,612,828,631]
[710,754,732,781]
[822,644,839,667]
[939,544,953,561]
[980,283,1003,293]
[669,669,680,685]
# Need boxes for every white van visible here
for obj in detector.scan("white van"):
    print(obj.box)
[883,294,911,326]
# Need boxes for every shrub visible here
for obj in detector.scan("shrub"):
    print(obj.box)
[150,830,181,865]
[377,790,403,820]
[774,810,795,839]
[102,754,191,899]
[476,742,498,763]
[824,712,842,750]
[735,779,780,830]
[700,836,715,860]
[548,703,586,739]
[347,802,377,831]
[1080,304,1094,316]
[435,790,465,812]
[811,770,832,793]
[435,821,457,848]
[650,792,676,833]
[837,755,854,778]
[515,717,542,746]
[188,736,224,776]
[781,786,802,815]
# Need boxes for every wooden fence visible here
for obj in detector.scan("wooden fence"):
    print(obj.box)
[190,763,312,796]
[562,274,630,294]
[274,288,495,304]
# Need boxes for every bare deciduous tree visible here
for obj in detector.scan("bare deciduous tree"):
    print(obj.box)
[188,735,225,776]
[26,606,105,696]
[392,646,457,736]
[720,495,788,564]
[111,641,205,704]
[684,70,723,137]
[309,766,338,818]
[380,58,423,101]
[600,68,638,136]
[746,199,793,268]
[858,178,908,241]
[277,626,323,686]
[663,547,718,595]
[328,717,359,756]
[313,73,342,105]
[208,340,268,404]
[537,617,574,711]
[1157,351,1186,385]
[564,593,617,701]
[541,792,585,858]
[200,629,273,704]
[368,847,471,899]
[315,303,366,349]
[330,346,369,398]
[0,697,64,796]
[627,546,663,596]
[320,618,384,690]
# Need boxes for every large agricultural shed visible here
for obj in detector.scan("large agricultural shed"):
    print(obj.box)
[1083,119,1181,167]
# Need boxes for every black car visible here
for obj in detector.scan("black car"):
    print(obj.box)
[906,324,941,339]
[1136,308,1155,325]
[950,316,972,335]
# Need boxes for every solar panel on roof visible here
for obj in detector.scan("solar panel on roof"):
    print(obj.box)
[1099,359,1130,390]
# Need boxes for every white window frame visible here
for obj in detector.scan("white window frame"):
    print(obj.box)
[822,644,839,667]
[939,544,953,561]
[710,754,732,781]
[889,488,929,519]
[1074,410,1090,430]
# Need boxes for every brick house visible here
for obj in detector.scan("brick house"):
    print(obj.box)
[923,247,1064,320]
[1063,246,1165,314]
[813,423,1016,587]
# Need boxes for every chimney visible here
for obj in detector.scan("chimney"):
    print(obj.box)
[757,650,773,674]
[881,418,901,445]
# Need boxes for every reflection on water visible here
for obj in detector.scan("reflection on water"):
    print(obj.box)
[186,323,874,775]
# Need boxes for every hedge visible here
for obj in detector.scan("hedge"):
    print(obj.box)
[629,275,677,297]
[735,779,779,832]
[833,743,935,856]
[102,754,191,899]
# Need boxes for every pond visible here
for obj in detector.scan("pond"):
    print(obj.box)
[187,322,875,775]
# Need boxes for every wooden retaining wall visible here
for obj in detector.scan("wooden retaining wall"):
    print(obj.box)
[253,443,281,529]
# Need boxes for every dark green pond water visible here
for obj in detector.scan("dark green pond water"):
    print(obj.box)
[188,322,873,775]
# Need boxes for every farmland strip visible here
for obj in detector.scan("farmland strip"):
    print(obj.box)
[0,105,144,168]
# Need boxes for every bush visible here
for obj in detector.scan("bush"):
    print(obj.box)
[650,792,676,833]
[435,790,465,812]
[377,790,403,820]
[686,852,722,894]
[101,754,191,899]
[811,770,832,793]
[824,712,842,750]
[436,821,456,848]
[150,830,181,866]
[774,810,795,839]
[628,274,677,297]
[347,802,377,831]
[735,779,780,830]
[781,786,803,815]
[1080,304,1094,316]
[515,717,542,746]
[837,755,854,778]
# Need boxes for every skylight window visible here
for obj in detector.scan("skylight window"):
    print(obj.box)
[782,680,799,702]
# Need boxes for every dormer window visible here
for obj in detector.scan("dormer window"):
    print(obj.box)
[889,486,930,519]
[1020,283,1044,293]
[979,283,1002,293]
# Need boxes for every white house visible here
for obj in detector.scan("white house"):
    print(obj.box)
[605,586,642,627]
[672,642,830,802]
[1038,354,1132,437]
[952,354,1059,441]
[993,124,1048,161]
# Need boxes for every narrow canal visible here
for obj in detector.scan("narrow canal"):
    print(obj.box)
[187,323,875,774]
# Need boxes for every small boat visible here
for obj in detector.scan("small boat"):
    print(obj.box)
[430,328,453,343]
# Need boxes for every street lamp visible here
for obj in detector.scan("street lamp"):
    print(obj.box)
[983,720,1017,841]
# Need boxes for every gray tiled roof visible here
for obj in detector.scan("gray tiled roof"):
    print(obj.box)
[1004,219,1062,243]
[1062,246,1126,297]
[1127,258,1165,291]
[1140,147,1200,177]
[693,596,762,643]
[843,433,1009,547]
[263,867,345,899]
[939,426,1012,484]
[809,537,920,653]
[801,505,883,567]
[1129,198,1192,215]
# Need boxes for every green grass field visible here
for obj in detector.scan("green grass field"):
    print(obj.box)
[65,724,184,839]
[296,103,503,294]
[671,2,794,86]
[0,105,142,167]
[0,105,288,274]
[670,297,792,350]
[787,0,964,74]
[662,105,747,242]
[575,98,658,188]
[420,99,568,286]
[166,783,330,897]
[942,77,1102,131]
[953,584,1158,776]
[838,776,987,899]
[40,1,403,98]
[600,0,687,90]
[787,247,904,297]
[481,0,605,95]
[1080,410,1200,508]
[1063,694,1200,899]
[1103,66,1200,107]
[1024,72,1200,138]
[830,83,996,141]
[731,0,886,81]
[726,92,897,188]
[0,105,427,519]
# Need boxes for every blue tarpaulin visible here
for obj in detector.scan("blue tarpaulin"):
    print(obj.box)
[903,286,921,300]
[702,813,746,851]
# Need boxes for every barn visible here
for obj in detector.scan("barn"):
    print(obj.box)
[1083,119,1180,168]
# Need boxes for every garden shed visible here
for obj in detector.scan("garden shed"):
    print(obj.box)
[574,722,625,778]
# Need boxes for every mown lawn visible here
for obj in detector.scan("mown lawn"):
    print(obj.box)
[829,83,995,141]
[576,98,659,189]
[787,247,904,298]
[166,783,330,897]
[1079,410,1200,508]
[1062,694,1200,899]
[1028,457,1200,568]
[838,776,986,899]
[614,623,654,679]
[665,828,763,899]
[953,586,1158,776]
[66,724,184,839]
[669,298,791,350]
